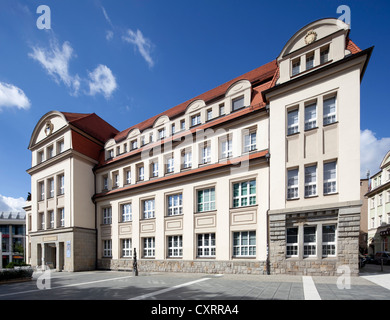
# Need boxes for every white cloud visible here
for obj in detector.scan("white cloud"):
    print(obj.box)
[87,64,117,99]
[122,29,155,68]
[28,40,80,95]
[360,129,390,178]
[106,30,114,41]
[0,194,26,212]
[101,6,113,28]
[0,82,31,110]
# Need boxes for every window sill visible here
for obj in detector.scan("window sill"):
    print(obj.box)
[195,210,217,215]
[287,197,300,201]
[304,126,318,133]
[286,131,300,137]
[323,120,338,127]
[324,192,338,196]
[304,194,318,199]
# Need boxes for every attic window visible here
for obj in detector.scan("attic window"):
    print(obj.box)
[320,46,330,64]
[232,96,245,112]
[292,58,300,76]
[306,52,314,70]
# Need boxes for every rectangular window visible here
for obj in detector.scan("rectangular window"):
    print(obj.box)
[197,188,215,212]
[143,237,155,258]
[103,240,112,257]
[158,128,166,140]
[286,227,298,257]
[143,199,155,219]
[102,207,112,225]
[191,114,201,127]
[323,96,336,125]
[180,120,186,131]
[287,109,299,135]
[48,178,54,198]
[108,149,114,159]
[49,211,54,229]
[38,150,45,163]
[138,165,144,181]
[103,176,108,190]
[113,173,119,188]
[39,181,45,201]
[58,174,65,195]
[287,169,299,199]
[303,226,316,257]
[244,131,256,152]
[171,124,176,135]
[304,103,317,130]
[306,53,314,70]
[322,225,336,257]
[122,203,132,222]
[131,140,138,150]
[167,194,183,216]
[182,150,192,169]
[125,170,131,185]
[40,213,45,230]
[59,208,65,227]
[57,140,65,154]
[149,132,154,143]
[233,231,256,257]
[197,233,216,257]
[207,109,213,121]
[47,145,54,159]
[122,239,132,258]
[232,96,245,111]
[151,161,159,177]
[220,137,233,159]
[233,180,256,208]
[305,165,317,197]
[292,58,300,76]
[166,156,174,173]
[200,143,211,164]
[320,46,329,64]
[219,104,225,116]
[324,161,337,194]
[167,235,183,257]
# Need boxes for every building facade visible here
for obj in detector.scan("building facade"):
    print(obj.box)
[0,212,26,268]
[25,18,372,275]
[366,150,390,255]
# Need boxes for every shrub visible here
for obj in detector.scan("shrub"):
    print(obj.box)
[0,267,33,282]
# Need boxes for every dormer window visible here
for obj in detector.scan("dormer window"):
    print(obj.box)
[292,58,300,76]
[158,128,166,140]
[232,96,245,112]
[191,114,201,127]
[107,149,114,159]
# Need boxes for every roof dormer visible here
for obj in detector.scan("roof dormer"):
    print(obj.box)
[276,18,350,85]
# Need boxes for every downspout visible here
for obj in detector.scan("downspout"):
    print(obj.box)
[265,103,271,275]
[93,170,98,270]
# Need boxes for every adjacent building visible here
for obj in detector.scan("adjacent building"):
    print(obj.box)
[25,18,372,276]
[0,211,26,268]
[366,150,390,255]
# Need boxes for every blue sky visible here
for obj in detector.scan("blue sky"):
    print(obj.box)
[0,0,389,211]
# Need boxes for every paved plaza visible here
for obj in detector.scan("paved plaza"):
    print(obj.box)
[0,263,389,302]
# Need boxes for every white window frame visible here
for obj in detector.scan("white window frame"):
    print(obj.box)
[167,194,183,216]
[304,165,317,197]
[40,213,45,230]
[233,231,256,257]
[59,208,65,227]
[303,226,317,257]
[322,225,336,257]
[197,233,216,257]
[197,188,216,212]
[232,96,245,111]
[287,169,299,199]
[232,180,256,208]
[320,46,329,64]
[304,103,317,130]
[102,207,112,225]
[167,235,183,257]
[324,161,337,195]
[286,227,298,257]
[220,137,233,159]
[306,52,314,70]
[191,114,201,127]
[292,58,300,76]
[166,156,174,174]
[182,150,192,169]
[143,199,155,219]
[138,165,145,181]
[103,240,112,257]
[243,131,257,152]
[151,161,159,177]
[48,178,54,198]
[287,109,299,135]
[122,203,132,222]
[49,210,54,229]
[200,143,211,164]
[58,174,65,195]
[158,128,166,140]
[122,239,132,258]
[323,96,337,125]
[143,237,155,258]
[39,181,45,201]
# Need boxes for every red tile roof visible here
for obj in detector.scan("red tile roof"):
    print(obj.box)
[113,60,278,143]
[62,112,119,143]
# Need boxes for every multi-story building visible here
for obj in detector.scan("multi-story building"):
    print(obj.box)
[25,18,372,276]
[366,150,390,254]
[0,211,26,268]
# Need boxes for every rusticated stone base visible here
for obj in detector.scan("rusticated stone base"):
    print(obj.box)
[97,259,268,275]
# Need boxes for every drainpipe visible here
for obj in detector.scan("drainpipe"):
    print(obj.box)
[265,103,271,275]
